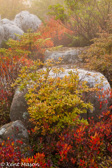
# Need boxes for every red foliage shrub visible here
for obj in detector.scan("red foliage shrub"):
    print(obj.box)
[0,112,111,167]
[0,48,32,125]
[0,138,24,163]
[56,111,112,168]
[27,111,112,168]
[21,153,51,168]
[38,17,73,47]
[0,138,50,168]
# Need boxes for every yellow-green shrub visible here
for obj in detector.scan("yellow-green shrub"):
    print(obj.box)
[14,59,93,135]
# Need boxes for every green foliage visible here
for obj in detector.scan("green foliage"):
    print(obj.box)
[80,15,112,85]
[48,4,68,22]
[49,0,112,46]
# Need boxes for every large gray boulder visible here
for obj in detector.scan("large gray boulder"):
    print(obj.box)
[49,66,110,92]
[10,66,111,126]
[0,120,33,157]
[1,18,15,25]
[10,89,30,127]
[45,47,85,64]
[0,24,4,46]
[14,11,42,32]
[0,120,29,143]
[49,66,111,120]
[1,18,24,41]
